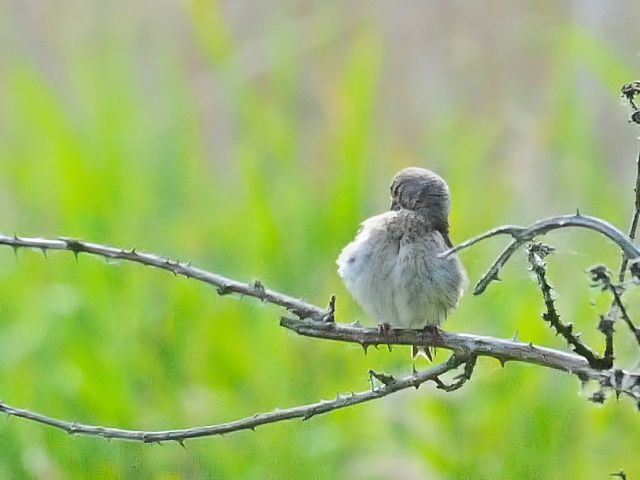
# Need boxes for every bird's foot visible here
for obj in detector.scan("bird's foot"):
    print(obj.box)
[422,324,441,336]
[377,322,394,352]
[422,325,442,344]
[377,322,392,336]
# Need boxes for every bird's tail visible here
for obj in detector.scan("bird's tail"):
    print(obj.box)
[411,345,433,361]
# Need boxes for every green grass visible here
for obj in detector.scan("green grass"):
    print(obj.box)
[1,3,639,478]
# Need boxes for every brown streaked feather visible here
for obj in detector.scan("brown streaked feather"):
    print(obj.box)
[433,219,453,248]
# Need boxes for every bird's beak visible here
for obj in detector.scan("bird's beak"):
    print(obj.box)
[390,199,400,211]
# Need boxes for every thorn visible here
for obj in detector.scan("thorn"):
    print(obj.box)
[68,421,79,434]
[424,345,433,361]
[41,248,47,258]
[177,439,186,449]
[497,357,507,367]
[610,470,628,480]
[575,208,581,217]
[589,390,606,404]
[323,294,336,322]
[512,330,519,341]
[217,285,232,296]
[252,280,265,295]
[361,343,369,355]
[368,369,396,386]
[613,369,624,388]
[60,238,83,260]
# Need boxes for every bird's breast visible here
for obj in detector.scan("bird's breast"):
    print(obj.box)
[337,211,465,328]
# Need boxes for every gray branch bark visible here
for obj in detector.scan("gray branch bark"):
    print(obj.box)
[280,317,621,382]
[5,79,640,443]
[0,355,464,443]
[0,234,329,321]
[1,223,639,443]
[439,213,640,294]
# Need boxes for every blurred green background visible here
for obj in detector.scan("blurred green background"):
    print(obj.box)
[1,1,640,478]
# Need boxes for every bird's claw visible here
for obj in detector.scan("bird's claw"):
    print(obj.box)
[377,322,392,335]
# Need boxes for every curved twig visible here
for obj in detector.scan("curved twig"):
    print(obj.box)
[0,355,465,443]
[1,229,640,442]
[440,214,640,294]
[618,145,640,282]
[527,244,612,369]
[0,234,328,321]
[280,318,640,402]
[3,80,640,445]
[591,265,640,346]
[282,317,594,375]
[473,239,519,295]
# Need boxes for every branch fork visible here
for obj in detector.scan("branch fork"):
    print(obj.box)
[1,80,640,443]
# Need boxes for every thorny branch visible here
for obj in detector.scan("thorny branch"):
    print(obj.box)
[618,81,640,281]
[0,234,330,322]
[0,355,465,443]
[432,354,477,392]
[0,228,639,442]
[440,213,640,295]
[622,81,640,124]
[527,243,613,369]
[590,265,640,346]
[280,318,640,403]
[1,82,640,443]
[281,317,600,377]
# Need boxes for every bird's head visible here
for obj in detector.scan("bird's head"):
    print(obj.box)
[390,167,451,226]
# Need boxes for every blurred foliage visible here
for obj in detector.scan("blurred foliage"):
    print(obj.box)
[1,1,640,479]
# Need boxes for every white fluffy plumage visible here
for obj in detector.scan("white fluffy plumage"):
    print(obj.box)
[337,167,467,354]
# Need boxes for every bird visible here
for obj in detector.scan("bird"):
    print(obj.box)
[336,167,467,359]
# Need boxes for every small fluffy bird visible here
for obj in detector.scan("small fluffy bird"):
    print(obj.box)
[337,167,467,359]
